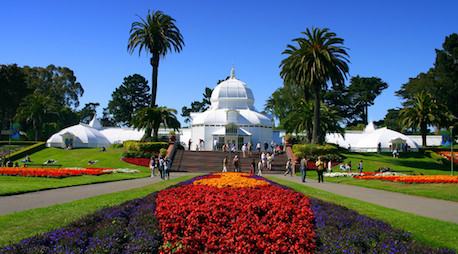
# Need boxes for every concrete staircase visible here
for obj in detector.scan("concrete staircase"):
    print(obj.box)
[171,150,288,173]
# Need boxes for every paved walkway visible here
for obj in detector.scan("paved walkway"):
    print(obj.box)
[0,173,195,216]
[269,174,458,224]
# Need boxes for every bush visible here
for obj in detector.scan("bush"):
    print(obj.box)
[159,148,167,157]
[293,144,342,162]
[122,151,154,159]
[4,142,46,161]
[123,141,168,152]
[111,143,123,149]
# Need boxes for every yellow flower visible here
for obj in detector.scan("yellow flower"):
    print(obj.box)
[193,172,269,188]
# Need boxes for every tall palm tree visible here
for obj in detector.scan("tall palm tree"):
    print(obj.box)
[128,10,184,138]
[280,27,349,144]
[400,91,453,147]
[132,106,181,141]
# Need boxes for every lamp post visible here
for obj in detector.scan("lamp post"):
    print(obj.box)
[451,126,454,176]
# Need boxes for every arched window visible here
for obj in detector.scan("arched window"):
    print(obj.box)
[225,123,238,135]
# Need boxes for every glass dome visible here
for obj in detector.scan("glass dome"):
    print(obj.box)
[209,68,255,110]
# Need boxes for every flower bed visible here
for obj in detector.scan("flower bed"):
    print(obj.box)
[0,167,110,178]
[156,180,316,253]
[1,194,162,253]
[354,175,458,183]
[1,173,454,253]
[122,157,150,167]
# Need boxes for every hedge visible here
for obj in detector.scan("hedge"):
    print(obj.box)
[3,142,46,161]
[293,144,342,162]
[123,141,168,152]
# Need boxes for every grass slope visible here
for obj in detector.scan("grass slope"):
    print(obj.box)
[267,176,458,251]
[313,152,458,201]
[0,175,198,247]
[0,147,149,196]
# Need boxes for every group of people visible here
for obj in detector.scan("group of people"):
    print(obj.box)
[149,155,171,180]
[339,160,364,173]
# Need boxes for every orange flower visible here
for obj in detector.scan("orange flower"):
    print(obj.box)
[193,172,269,188]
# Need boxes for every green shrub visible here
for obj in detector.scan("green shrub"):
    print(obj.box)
[159,148,167,157]
[292,144,342,162]
[122,151,154,158]
[123,141,168,152]
[6,142,46,161]
[111,143,123,149]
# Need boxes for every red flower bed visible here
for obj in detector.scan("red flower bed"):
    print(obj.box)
[155,183,316,253]
[122,157,150,167]
[0,167,109,178]
[354,175,458,183]
[437,151,458,164]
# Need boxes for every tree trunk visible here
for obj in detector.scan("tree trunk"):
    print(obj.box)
[142,54,160,141]
[312,84,321,144]
[421,122,427,147]
[364,104,368,125]
[33,119,38,141]
[153,127,159,142]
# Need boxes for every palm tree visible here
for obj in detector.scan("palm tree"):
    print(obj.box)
[128,10,184,139]
[132,106,181,141]
[400,91,453,147]
[280,27,349,144]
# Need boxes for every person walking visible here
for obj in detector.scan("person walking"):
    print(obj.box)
[250,159,255,175]
[222,156,228,172]
[316,157,325,183]
[213,139,218,151]
[358,160,363,174]
[163,156,170,180]
[149,155,156,177]
[247,142,252,156]
[284,158,293,176]
[300,156,308,182]
[242,143,247,158]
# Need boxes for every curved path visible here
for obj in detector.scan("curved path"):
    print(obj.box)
[0,173,195,216]
[268,174,458,224]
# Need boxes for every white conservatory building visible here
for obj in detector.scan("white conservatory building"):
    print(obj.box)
[188,68,273,151]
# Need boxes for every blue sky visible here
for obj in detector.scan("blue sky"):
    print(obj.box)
[1,0,457,125]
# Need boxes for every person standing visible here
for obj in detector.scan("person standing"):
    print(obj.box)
[327,160,332,173]
[149,155,156,177]
[358,160,363,174]
[316,157,325,183]
[163,156,170,180]
[158,156,164,179]
[242,144,247,158]
[247,142,252,156]
[256,143,261,153]
[233,155,240,172]
[222,156,228,172]
[250,159,256,175]
[266,153,272,171]
[213,139,218,151]
[348,161,352,172]
[188,139,192,151]
[300,156,308,182]
[284,158,293,176]
[257,160,263,176]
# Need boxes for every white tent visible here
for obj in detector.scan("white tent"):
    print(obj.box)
[46,124,110,148]
[353,127,419,152]
[100,128,144,144]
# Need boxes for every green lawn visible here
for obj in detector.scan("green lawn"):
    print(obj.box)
[0,147,149,196]
[267,176,458,251]
[308,151,458,201]
[0,174,198,248]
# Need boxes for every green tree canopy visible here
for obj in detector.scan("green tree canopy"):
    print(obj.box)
[347,76,388,125]
[181,87,213,123]
[107,74,151,127]
[78,102,100,124]
[132,106,181,141]
[280,27,350,144]
[400,92,453,146]
[0,64,29,130]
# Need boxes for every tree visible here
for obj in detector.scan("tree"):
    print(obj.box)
[15,94,57,141]
[107,74,151,126]
[131,106,181,141]
[280,27,350,144]
[375,108,402,132]
[181,87,213,123]
[347,76,388,125]
[79,102,100,124]
[397,33,458,120]
[400,92,453,147]
[128,10,184,139]
[0,64,29,131]
[23,65,84,108]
